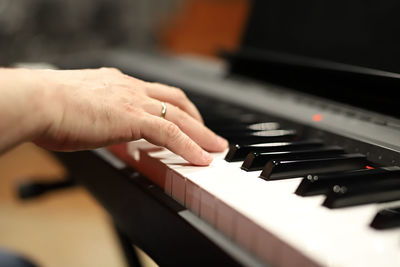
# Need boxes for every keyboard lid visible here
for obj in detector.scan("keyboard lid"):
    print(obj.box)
[229,0,400,119]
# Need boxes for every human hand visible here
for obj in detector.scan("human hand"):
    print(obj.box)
[31,67,228,165]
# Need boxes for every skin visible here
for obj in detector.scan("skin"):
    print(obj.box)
[0,67,228,165]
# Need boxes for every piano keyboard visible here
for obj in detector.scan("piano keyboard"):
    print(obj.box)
[108,95,400,267]
[61,48,400,266]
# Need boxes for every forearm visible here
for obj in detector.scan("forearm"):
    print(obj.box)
[0,68,49,153]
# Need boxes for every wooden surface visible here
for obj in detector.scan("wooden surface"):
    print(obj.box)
[0,143,127,267]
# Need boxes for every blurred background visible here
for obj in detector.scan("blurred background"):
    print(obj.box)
[0,0,250,267]
[0,0,250,65]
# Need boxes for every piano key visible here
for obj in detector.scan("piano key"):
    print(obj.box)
[213,122,280,133]
[202,103,243,116]
[260,153,369,181]
[225,139,324,162]
[241,146,345,171]
[103,51,400,266]
[370,206,400,230]
[224,129,297,144]
[205,113,261,126]
[295,166,400,196]
[243,122,281,131]
[213,122,281,136]
[323,176,400,208]
[118,141,400,267]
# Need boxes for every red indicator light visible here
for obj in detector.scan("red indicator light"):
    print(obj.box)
[366,165,375,169]
[312,114,323,122]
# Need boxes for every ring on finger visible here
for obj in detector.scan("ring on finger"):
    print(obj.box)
[160,102,167,119]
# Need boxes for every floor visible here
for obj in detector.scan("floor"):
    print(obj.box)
[0,143,156,267]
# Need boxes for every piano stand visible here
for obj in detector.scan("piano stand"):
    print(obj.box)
[114,223,143,267]
[51,150,244,266]
[17,178,76,200]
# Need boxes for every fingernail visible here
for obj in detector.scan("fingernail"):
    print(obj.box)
[216,136,229,148]
[201,150,213,165]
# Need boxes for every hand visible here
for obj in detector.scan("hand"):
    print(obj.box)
[31,67,228,165]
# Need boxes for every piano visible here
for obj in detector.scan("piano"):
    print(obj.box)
[55,1,400,266]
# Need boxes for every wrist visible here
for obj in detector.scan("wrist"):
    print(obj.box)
[0,68,54,152]
[27,69,64,141]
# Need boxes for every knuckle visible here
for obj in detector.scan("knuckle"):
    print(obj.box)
[183,138,197,153]
[143,82,154,93]
[164,122,181,141]
[123,102,140,113]
[177,107,190,121]
[129,127,142,140]
[101,67,121,74]
[173,88,187,100]
[109,67,121,73]
[124,73,142,83]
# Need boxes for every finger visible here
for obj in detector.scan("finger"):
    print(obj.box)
[144,82,204,123]
[139,114,213,166]
[142,100,228,152]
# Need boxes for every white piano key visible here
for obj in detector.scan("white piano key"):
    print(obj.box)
[200,189,218,226]
[235,213,258,253]
[120,143,400,267]
[185,180,201,215]
[215,200,237,239]
[171,172,186,205]
[164,169,172,196]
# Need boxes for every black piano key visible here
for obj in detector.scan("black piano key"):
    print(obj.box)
[214,122,280,132]
[213,122,280,135]
[225,139,324,162]
[295,166,400,196]
[205,117,253,127]
[240,122,281,131]
[261,154,369,181]
[241,146,345,171]
[323,176,400,208]
[370,206,400,230]
[202,103,243,118]
[205,113,260,126]
[225,129,297,144]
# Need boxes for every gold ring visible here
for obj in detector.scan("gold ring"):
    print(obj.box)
[160,102,167,119]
